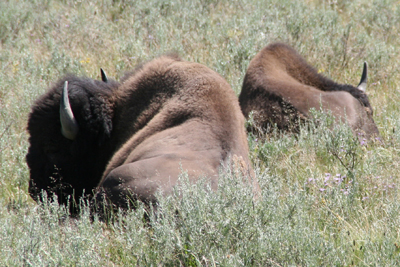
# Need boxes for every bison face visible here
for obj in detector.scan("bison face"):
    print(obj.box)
[26,74,119,212]
[26,133,85,207]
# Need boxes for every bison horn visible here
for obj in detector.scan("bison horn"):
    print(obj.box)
[357,62,368,92]
[100,68,108,83]
[60,81,79,140]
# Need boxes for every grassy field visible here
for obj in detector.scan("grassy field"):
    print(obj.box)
[1,0,400,265]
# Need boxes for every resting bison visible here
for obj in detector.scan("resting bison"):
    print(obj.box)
[239,43,379,138]
[27,55,255,214]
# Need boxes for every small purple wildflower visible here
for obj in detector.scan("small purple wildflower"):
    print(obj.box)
[360,138,367,146]
[324,173,331,183]
[334,175,343,184]
[319,188,326,192]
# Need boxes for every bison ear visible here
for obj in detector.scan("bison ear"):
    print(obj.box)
[60,81,79,140]
[100,68,108,83]
[357,62,367,92]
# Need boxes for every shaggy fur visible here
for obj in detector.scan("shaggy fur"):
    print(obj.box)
[94,56,256,212]
[26,75,120,211]
[239,43,379,138]
[27,56,257,215]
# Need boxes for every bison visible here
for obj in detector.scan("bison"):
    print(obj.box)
[239,43,379,138]
[27,55,256,215]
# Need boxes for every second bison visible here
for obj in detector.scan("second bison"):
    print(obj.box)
[239,43,379,138]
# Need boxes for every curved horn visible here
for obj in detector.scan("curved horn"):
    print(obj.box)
[100,68,108,83]
[357,61,368,92]
[60,81,79,140]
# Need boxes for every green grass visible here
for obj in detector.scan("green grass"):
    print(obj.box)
[1,0,400,265]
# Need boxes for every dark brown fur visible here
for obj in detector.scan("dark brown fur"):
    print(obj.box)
[26,75,120,211]
[239,43,379,138]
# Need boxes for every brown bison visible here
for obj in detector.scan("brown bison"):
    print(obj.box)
[239,43,379,138]
[27,55,255,214]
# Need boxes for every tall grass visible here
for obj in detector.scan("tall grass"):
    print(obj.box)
[1,0,400,265]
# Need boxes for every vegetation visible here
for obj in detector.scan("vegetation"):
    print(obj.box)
[1,0,400,265]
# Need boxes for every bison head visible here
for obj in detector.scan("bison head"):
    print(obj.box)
[26,70,120,213]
